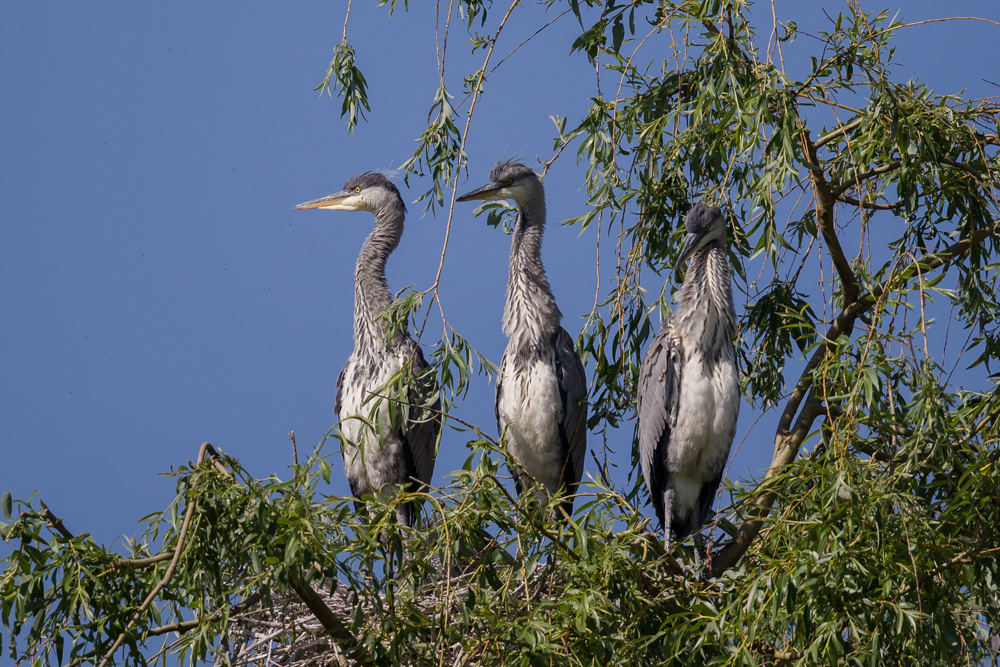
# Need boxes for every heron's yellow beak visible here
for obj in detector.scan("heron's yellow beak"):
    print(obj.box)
[295,189,361,211]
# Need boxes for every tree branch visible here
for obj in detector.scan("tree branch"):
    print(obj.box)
[114,551,175,569]
[38,499,74,540]
[830,161,902,197]
[710,223,999,576]
[751,641,805,662]
[146,619,200,637]
[814,118,864,149]
[837,194,905,210]
[799,128,862,304]
[288,575,390,667]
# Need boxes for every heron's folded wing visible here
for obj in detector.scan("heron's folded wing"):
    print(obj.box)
[403,340,441,490]
[637,322,682,518]
[553,327,588,494]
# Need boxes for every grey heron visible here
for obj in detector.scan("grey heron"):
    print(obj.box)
[295,173,441,528]
[637,204,740,562]
[456,159,587,521]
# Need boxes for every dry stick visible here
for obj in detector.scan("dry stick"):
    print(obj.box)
[710,223,999,577]
[288,575,389,667]
[144,591,263,639]
[98,442,220,667]
[289,430,299,467]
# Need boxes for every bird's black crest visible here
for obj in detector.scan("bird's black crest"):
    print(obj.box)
[685,203,722,234]
[489,158,537,184]
[342,172,406,213]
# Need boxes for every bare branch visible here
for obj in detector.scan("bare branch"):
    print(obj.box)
[146,619,200,637]
[837,194,905,210]
[814,118,864,149]
[114,552,175,569]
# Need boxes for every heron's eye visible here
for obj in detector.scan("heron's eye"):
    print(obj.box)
[354,187,361,193]
[505,178,513,185]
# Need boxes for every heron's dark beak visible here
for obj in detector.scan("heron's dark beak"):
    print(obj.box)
[294,189,353,210]
[674,231,703,274]
[456,182,502,203]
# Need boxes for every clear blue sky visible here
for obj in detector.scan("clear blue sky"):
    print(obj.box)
[1,2,997,559]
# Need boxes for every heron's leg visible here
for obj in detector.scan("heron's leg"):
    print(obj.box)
[662,488,675,552]
[692,530,704,569]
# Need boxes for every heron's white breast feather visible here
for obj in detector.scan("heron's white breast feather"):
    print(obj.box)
[498,356,564,496]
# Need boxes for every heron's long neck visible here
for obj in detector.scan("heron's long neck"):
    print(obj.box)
[675,242,736,358]
[504,199,562,349]
[353,205,403,349]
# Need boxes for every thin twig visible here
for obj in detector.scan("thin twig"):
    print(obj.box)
[837,194,905,210]
[341,0,352,43]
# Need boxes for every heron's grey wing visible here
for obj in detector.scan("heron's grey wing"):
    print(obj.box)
[637,320,682,528]
[494,350,507,434]
[334,365,346,421]
[402,339,440,490]
[553,327,588,498]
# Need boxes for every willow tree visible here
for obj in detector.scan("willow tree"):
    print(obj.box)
[3,2,999,665]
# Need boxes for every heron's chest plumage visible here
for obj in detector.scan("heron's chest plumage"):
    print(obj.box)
[337,348,408,489]
[666,344,739,515]
[497,348,564,490]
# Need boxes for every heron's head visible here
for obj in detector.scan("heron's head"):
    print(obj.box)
[295,172,405,215]
[674,204,726,274]
[455,159,542,207]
